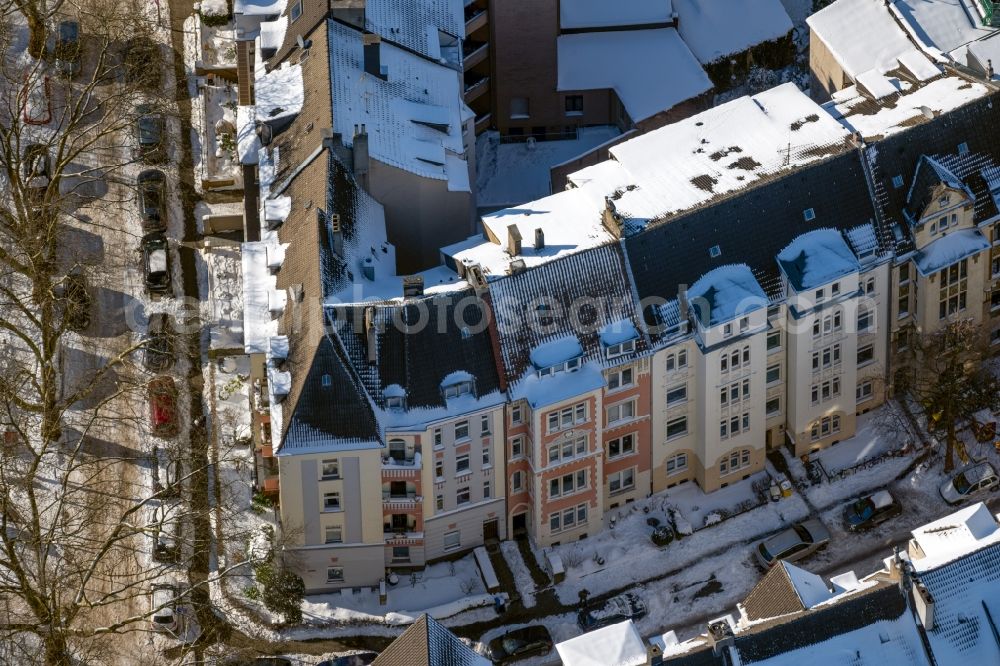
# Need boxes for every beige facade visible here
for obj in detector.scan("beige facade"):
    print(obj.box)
[808,27,849,101]
[278,447,386,592]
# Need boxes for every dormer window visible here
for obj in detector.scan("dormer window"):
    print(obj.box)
[831,282,840,296]
[384,384,407,410]
[939,195,950,207]
[815,288,824,302]
[531,335,584,378]
[939,215,949,230]
[605,339,635,359]
[739,317,749,332]
[443,380,473,399]
[723,323,733,337]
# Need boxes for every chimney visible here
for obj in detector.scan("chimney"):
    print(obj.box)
[465,263,488,294]
[364,306,378,364]
[363,34,387,80]
[647,640,663,666]
[353,124,370,185]
[706,617,735,658]
[507,224,522,256]
[678,286,689,321]
[534,227,545,251]
[327,211,344,257]
[361,256,375,281]
[403,275,424,298]
[509,258,527,275]
[913,581,935,630]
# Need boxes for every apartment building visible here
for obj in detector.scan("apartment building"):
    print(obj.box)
[486,245,653,546]
[235,0,476,273]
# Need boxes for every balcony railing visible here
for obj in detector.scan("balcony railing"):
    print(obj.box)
[464,75,489,103]
[463,41,489,70]
[465,7,488,34]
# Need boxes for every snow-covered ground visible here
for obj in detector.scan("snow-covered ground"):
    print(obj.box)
[475,126,621,210]
[500,540,539,608]
[301,553,492,625]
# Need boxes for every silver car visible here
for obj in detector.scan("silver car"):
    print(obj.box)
[940,462,999,505]
[755,519,831,568]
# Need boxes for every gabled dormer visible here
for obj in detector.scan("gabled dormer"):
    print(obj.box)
[685,264,768,349]
[905,155,976,250]
[530,335,584,378]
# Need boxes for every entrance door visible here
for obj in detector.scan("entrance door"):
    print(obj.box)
[483,518,499,541]
[512,512,527,536]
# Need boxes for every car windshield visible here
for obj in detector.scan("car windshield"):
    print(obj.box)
[149,248,167,274]
[758,542,773,561]
[501,637,526,653]
[851,499,874,520]
[953,472,971,494]
[792,524,811,542]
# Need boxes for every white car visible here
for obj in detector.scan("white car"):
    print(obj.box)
[150,584,178,633]
[940,462,999,505]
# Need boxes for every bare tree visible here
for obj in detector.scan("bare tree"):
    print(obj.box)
[897,319,1000,472]
[0,1,254,662]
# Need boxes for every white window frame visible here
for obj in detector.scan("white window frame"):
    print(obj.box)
[606,339,636,359]
[608,467,636,495]
[511,404,523,425]
[606,399,636,425]
[547,435,588,465]
[320,459,339,480]
[443,530,461,551]
[324,525,343,544]
[455,453,470,474]
[607,366,634,391]
[666,416,688,441]
[481,414,491,436]
[510,435,525,459]
[456,486,470,505]
[607,432,636,459]
[326,567,344,583]
[323,492,341,512]
[454,420,470,441]
[511,470,524,493]
[290,0,303,22]
[666,453,687,475]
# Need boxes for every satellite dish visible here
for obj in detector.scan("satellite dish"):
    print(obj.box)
[919,105,934,120]
[296,34,305,49]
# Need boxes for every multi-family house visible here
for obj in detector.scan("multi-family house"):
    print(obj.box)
[235,1,476,273]
[487,244,653,545]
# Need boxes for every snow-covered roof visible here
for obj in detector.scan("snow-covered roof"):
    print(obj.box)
[514,363,606,409]
[912,227,990,276]
[897,48,942,81]
[258,13,288,52]
[327,20,470,189]
[242,243,279,354]
[364,0,464,61]
[856,69,903,100]
[741,615,932,666]
[234,0,284,16]
[781,561,835,609]
[777,229,861,291]
[555,620,647,666]
[909,503,1000,572]
[448,184,614,278]
[557,28,711,123]
[604,83,850,225]
[674,0,792,65]
[891,0,993,54]
[600,320,639,346]
[826,75,989,141]
[807,0,917,80]
[236,105,260,165]
[962,31,1000,76]
[687,264,767,328]
[530,335,583,369]
[559,0,674,30]
[254,62,303,122]
[475,126,621,209]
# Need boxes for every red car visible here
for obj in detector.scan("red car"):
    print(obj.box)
[22,73,51,125]
[148,376,178,437]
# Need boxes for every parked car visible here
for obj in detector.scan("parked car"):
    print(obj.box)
[142,233,171,294]
[150,583,178,633]
[55,20,82,77]
[150,501,181,562]
[578,592,647,631]
[843,490,902,532]
[137,170,167,232]
[23,143,51,190]
[143,312,174,371]
[486,626,553,664]
[135,105,165,162]
[148,376,178,437]
[940,461,1000,505]
[755,519,830,568]
[60,272,91,331]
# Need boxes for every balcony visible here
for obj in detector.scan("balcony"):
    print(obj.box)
[465,74,489,103]
[262,477,279,494]
[383,494,422,510]
[465,6,488,34]
[463,41,489,70]
[474,112,492,134]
